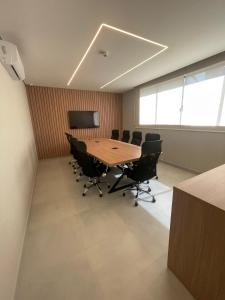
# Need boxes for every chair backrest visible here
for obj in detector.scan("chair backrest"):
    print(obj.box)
[70,137,79,158]
[141,140,162,156]
[65,132,74,154]
[76,141,87,152]
[131,131,142,146]
[75,141,91,171]
[111,129,119,140]
[76,141,102,178]
[65,132,72,143]
[145,133,160,141]
[121,130,130,143]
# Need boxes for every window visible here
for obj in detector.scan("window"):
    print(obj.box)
[182,76,224,126]
[156,79,183,125]
[139,64,225,127]
[139,94,156,125]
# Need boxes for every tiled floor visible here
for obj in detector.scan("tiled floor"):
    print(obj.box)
[158,162,196,187]
[15,157,195,300]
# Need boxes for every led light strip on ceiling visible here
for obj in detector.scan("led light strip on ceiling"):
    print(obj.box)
[67,23,168,89]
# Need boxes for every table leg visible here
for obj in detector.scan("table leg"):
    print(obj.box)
[108,173,124,193]
[108,173,135,193]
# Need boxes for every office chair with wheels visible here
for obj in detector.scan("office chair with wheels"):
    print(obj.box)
[70,137,84,180]
[131,131,142,146]
[65,132,72,146]
[65,132,74,165]
[145,133,160,141]
[122,140,162,206]
[144,133,161,177]
[76,141,109,197]
[111,129,119,140]
[65,133,81,171]
[121,130,130,143]
[142,140,161,179]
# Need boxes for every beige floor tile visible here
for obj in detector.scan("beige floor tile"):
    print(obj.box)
[158,161,195,187]
[15,156,195,300]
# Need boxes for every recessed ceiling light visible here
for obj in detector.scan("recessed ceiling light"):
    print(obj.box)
[67,23,168,88]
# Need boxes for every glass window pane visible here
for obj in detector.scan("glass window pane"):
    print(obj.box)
[156,87,182,125]
[139,94,156,125]
[182,76,224,126]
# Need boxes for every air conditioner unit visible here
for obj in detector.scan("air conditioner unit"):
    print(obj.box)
[0,40,25,80]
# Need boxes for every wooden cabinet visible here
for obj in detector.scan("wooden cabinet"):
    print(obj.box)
[168,164,225,300]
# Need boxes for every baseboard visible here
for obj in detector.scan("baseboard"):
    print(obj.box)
[159,158,201,174]
[11,159,38,300]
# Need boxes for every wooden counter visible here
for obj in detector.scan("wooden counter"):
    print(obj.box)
[168,164,225,300]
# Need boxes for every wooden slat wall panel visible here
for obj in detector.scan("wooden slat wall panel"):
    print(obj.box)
[26,86,122,159]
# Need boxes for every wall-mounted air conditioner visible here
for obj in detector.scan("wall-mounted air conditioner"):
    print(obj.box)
[0,40,25,81]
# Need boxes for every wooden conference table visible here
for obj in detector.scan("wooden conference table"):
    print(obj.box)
[82,138,141,193]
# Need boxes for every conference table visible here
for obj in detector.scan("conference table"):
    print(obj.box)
[83,138,141,193]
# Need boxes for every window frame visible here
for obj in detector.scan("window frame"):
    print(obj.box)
[138,63,225,132]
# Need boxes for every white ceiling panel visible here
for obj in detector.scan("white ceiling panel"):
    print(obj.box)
[1,0,225,92]
[69,24,165,90]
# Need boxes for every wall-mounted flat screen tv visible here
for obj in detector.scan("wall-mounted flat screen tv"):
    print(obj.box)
[68,111,100,129]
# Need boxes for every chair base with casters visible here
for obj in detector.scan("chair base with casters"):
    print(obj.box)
[122,182,156,206]
[75,171,83,182]
[71,162,83,181]
[72,160,80,173]
[73,165,80,174]
[82,177,110,197]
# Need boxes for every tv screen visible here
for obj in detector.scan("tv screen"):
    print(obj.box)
[68,111,100,129]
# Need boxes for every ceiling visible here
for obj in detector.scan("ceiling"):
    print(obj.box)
[1,0,225,93]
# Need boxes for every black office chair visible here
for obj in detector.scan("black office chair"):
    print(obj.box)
[65,132,72,144]
[70,137,84,179]
[65,132,80,170]
[121,130,130,143]
[65,132,73,163]
[76,141,108,197]
[145,133,160,141]
[111,129,119,140]
[122,140,162,206]
[131,131,142,146]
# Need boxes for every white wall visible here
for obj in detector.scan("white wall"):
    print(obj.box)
[0,64,37,300]
[123,88,225,173]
